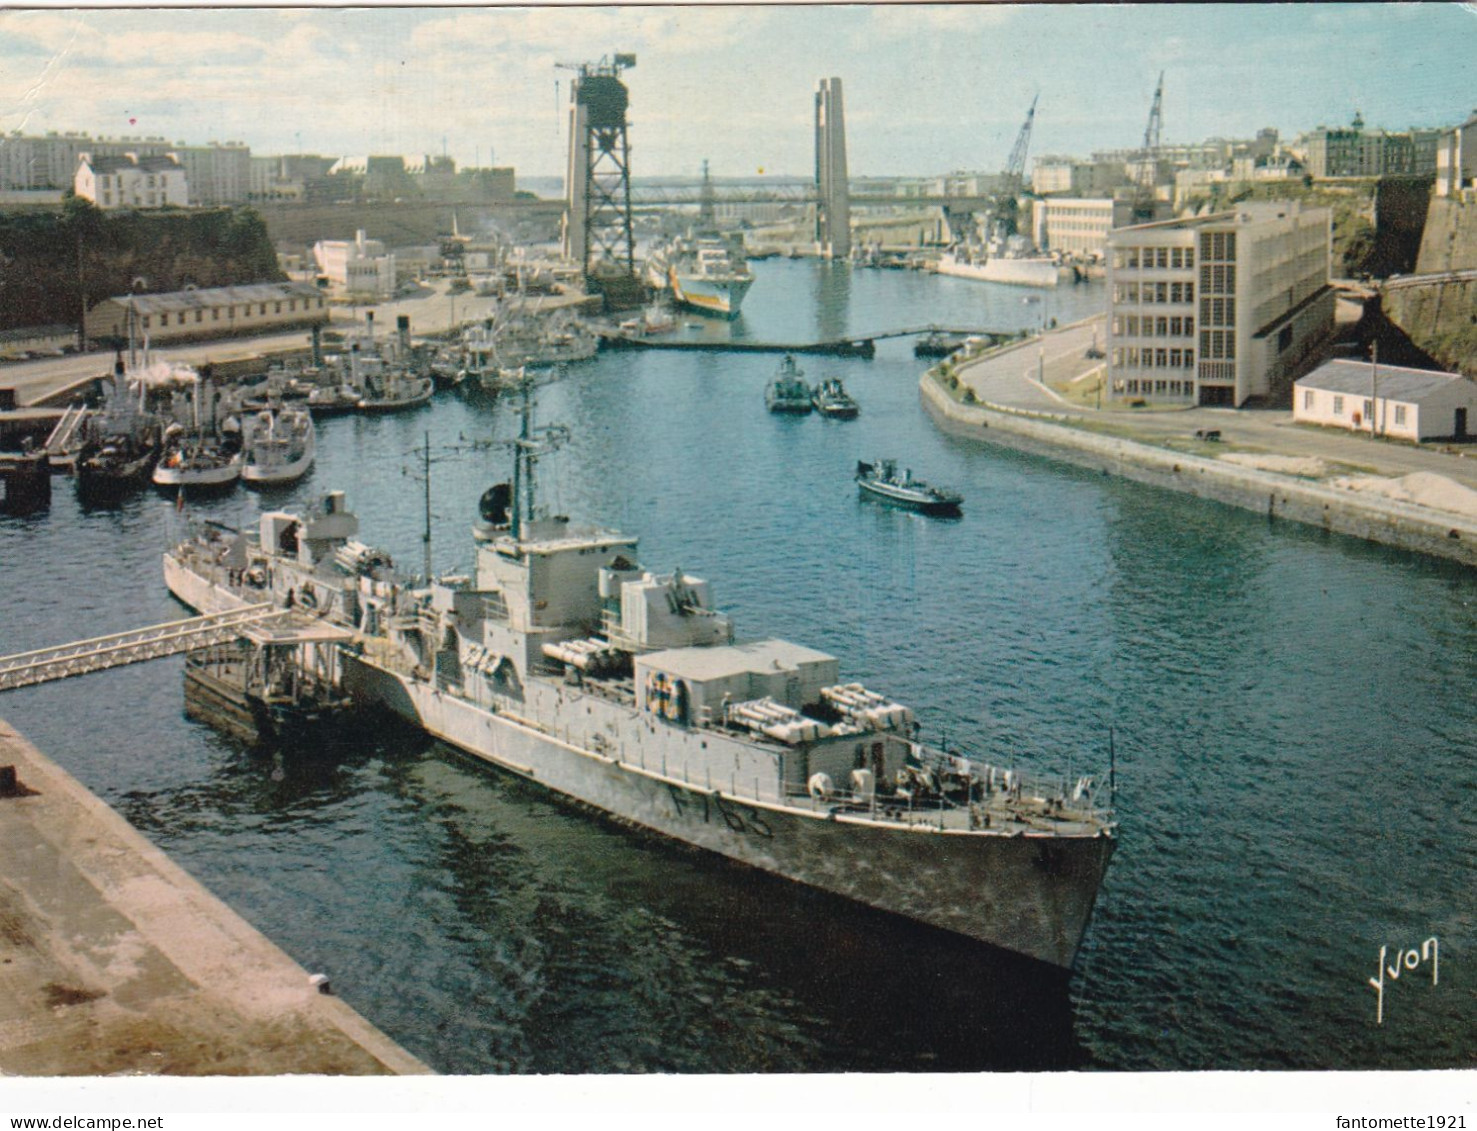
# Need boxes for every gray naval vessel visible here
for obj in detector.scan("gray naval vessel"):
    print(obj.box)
[165,390,1116,969]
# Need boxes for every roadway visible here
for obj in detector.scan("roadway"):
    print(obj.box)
[955,315,1477,494]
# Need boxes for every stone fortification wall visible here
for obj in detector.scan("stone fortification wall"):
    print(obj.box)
[920,375,1477,568]
[1416,193,1477,275]
[1380,276,1477,377]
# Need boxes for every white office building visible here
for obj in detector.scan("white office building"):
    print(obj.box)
[1106,201,1334,407]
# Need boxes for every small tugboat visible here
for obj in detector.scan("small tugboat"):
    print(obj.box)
[764,354,813,414]
[812,377,860,419]
[74,358,161,504]
[242,405,316,487]
[152,376,242,493]
[306,381,364,417]
[76,432,159,504]
[855,459,963,516]
[357,361,433,414]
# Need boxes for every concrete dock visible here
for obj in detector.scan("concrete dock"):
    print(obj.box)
[925,317,1477,567]
[0,718,432,1076]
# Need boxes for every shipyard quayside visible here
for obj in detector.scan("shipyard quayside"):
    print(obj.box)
[163,390,1116,970]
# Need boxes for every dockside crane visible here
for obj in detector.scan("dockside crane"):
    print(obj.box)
[989,94,1038,243]
[1131,72,1164,224]
[558,52,640,302]
[1003,93,1038,199]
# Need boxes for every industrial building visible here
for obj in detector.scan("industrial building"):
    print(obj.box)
[1294,359,1477,442]
[1105,201,1334,407]
[84,283,327,346]
[312,230,397,299]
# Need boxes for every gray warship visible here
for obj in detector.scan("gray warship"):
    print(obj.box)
[164,389,1116,969]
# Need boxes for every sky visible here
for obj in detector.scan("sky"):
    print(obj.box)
[0,3,1475,182]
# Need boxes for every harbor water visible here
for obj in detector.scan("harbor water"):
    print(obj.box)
[0,260,1472,1073]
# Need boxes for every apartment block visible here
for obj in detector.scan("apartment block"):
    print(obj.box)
[1106,201,1334,407]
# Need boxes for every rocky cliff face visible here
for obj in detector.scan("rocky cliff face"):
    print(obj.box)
[0,202,285,334]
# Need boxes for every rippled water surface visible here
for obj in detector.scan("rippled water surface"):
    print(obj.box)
[1,261,1472,1073]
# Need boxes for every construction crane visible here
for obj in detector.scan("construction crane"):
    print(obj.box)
[1132,72,1164,224]
[990,94,1038,243]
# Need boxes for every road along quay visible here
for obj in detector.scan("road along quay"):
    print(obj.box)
[921,355,1477,570]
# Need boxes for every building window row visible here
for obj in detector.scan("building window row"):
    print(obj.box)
[1200,329,1236,360]
[1114,246,1194,270]
[1112,347,1194,369]
[1113,314,1195,338]
[1200,264,1235,294]
[129,295,322,332]
[1201,296,1236,326]
[1119,379,1195,397]
[1198,361,1235,383]
[1113,281,1195,305]
[1201,232,1237,262]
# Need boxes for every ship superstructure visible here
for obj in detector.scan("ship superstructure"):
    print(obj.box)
[646,232,754,319]
[164,388,1115,969]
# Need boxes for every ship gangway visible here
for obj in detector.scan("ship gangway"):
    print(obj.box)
[0,604,292,692]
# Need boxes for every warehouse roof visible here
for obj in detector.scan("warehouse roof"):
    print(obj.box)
[93,283,322,316]
[1296,358,1471,402]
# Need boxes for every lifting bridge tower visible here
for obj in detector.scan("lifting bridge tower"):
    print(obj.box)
[560,53,640,303]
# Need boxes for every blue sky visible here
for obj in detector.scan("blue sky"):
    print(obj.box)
[1,3,1474,180]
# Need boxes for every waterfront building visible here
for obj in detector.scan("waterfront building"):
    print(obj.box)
[1294,359,1477,442]
[1031,197,1136,260]
[814,77,851,259]
[1106,201,1334,407]
[85,282,327,345]
[74,152,188,210]
[1435,111,1477,198]
[313,230,397,299]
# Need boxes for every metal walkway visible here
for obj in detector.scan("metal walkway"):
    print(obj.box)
[0,604,289,692]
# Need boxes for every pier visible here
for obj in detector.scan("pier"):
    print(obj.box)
[0,718,431,1076]
[597,324,1011,358]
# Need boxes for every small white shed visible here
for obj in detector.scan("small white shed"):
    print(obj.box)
[1294,359,1477,442]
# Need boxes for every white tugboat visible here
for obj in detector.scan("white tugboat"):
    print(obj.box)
[242,404,316,486]
[164,388,1114,969]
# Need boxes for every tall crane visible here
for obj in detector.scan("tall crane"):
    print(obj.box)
[1132,72,1164,224]
[558,53,639,295]
[1003,93,1038,198]
[990,94,1038,243]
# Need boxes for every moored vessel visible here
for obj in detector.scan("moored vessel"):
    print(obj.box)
[764,355,813,414]
[812,377,859,419]
[647,232,754,319]
[162,390,1113,970]
[241,405,316,486]
[936,246,1066,289]
[856,459,963,515]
